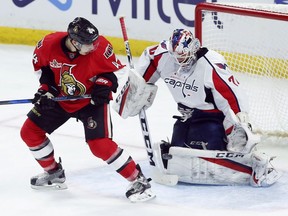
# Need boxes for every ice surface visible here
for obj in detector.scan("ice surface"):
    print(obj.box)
[0,44,287,216]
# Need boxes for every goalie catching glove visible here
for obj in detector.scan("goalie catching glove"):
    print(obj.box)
[113,68,158,118]
[226,111,260,154]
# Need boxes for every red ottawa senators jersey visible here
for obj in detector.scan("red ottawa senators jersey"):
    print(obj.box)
[32,32,125,113]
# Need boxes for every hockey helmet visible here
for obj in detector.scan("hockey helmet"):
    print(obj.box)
[68,17,99,44]
[169,29,200,67]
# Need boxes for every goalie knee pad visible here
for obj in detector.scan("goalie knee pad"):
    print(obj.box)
[151,140,171,172]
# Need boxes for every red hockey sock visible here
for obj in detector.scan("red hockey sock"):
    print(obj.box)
[87,138,139,181]
[20,118,57,171]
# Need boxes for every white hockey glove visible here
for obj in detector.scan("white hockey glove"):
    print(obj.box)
[226,112,260,154]
[113,68,158,119]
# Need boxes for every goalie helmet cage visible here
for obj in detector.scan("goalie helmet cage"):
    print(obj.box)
[194,2,288,140]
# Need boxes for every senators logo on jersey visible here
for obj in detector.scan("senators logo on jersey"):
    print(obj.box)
[60,64,86,96]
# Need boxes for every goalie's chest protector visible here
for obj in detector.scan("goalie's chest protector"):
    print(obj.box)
[158,55,215,110]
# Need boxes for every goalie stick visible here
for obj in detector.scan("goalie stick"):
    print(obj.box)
[119,16,178,186]
[0,94,91,105]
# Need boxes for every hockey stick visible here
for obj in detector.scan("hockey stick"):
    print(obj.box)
[0,94,91,105]
[119,16,154,164]
[119,16,178,185]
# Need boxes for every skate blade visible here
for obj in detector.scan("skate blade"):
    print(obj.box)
[31,183,68,190]
[128,188,156,203]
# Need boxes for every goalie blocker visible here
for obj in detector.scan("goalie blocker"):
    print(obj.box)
[112,68,157,119]
[152,141,281,187]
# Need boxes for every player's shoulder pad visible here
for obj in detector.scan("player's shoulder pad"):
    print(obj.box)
[204,49,226,63]
[145,40,169,57]
[157,40,170,54]
[35,32,66,50]
[94,35,116,59]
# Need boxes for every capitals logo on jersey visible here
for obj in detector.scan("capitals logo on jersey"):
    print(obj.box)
[60,64,86,96]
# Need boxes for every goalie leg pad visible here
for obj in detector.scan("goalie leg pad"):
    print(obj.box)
[166,147,253,185]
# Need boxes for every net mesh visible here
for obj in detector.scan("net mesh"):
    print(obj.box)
[197,3,288,139]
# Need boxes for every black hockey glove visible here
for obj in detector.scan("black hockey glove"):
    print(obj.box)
[91,73,118,106]
[32,84,59,110]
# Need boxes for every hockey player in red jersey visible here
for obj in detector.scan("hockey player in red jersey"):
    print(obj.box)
[19,17,155,202]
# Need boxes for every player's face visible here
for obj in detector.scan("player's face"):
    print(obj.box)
[72,40,97,55]
[78,43,95,55]
[173,51,191,66]
[176,53,189,64]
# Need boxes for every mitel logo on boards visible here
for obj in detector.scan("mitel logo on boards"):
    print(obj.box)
[13,0,221,28]
[92,0,218,28]
[12,0,72,11]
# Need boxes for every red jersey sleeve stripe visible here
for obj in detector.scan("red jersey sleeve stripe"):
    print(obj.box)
[212,69,241,113]
[143,54,162,82]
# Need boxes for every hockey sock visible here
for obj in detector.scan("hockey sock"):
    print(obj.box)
[20,118,57,171]
[87,138,139,181]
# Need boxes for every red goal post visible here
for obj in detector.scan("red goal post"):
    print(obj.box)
[194,3,288,139]
[195,3,288,43]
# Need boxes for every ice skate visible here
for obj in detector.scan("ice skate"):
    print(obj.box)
[250,152,282,187]
[30,158,67,190]
[126,165,156,202]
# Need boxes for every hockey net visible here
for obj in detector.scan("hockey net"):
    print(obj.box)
[195,3,288,142]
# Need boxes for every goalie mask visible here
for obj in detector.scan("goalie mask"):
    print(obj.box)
[67,17,99,55]
[169,29,200,68]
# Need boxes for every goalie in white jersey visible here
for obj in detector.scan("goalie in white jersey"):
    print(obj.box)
[114,29,281,187]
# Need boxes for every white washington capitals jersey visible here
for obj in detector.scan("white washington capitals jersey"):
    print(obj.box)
[136,40,249,117]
